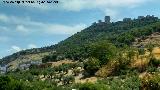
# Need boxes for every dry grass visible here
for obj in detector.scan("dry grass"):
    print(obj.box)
[130,56,150,68]
[7,52,50,70]
[48,59,77,67]
[133,32,160,47]
[95,60,118,77]
[152,47,160,59]
[75,76,97,84]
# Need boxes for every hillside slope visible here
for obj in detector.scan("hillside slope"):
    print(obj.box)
[1,15,160,68]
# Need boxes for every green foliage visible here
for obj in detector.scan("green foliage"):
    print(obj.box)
[149,58,160,67]
[30,69,40,76]
[138,48,145,55]
[88,41,117,65]
[98,75,141,90]
[146,66,158,73]
[146,43,154,53]
[54,63,78,73]
[75,83,109,90]
[42,53,58,63]
[126,47,136,61]
[1,16,160,90]
[1,16,160,65]
[0,75,67,90]
[84,57,100,75]
[141,73,160,90]
[62,75,75,85]
[0,76,24,90]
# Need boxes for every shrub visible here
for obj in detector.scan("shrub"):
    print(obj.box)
[62,75,75,85]
[88,41,117,65]
[149,58,160,67]
[42,53,58,63]
[84,57,100,76]
[77,83,109,90]
[0,76,24,90]
[141,73,160,90]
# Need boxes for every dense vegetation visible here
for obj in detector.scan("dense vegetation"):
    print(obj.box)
[1,15,160,90]
[1,15,160,64]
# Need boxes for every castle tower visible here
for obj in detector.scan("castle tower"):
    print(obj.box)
[105,16,110,23]
[98,20,102,23]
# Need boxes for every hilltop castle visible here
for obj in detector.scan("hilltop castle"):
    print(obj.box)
[93,16,111,25]
[93,15,158,25]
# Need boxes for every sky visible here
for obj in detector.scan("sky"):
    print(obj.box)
[0,0,160,59]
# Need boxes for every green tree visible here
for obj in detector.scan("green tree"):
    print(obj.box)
[84,57,100,75]
[146,43,154,57]
[88,41,117,65]
[62,75,75,85]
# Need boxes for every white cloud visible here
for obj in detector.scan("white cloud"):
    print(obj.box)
[104,9,119,18]
[28,44,37,49]
[43,24,86,35]
[11,46,22,52]
[3,0,151,11]
[2,0,152,19]
[0,14,87,35]
[7,46,22,55]
[16,25,29,33]
[0,14,9,22]
[7,44,37,54]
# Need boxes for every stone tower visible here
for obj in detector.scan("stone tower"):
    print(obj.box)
[105,16,110,23]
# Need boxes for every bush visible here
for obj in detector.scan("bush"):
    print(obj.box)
[42,53,58,63]
[88,41,117,65]
[141,73,160,90]
[98,75,141,90]
[0,76,24,90]
[149,58,160,67]
[84,57,100,76]
[77,83,109,90]
[62,75,75,85]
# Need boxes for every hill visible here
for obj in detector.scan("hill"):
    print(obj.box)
[1,15,160,90]
[1,15,160,70]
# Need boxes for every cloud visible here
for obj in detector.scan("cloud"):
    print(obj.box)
[0,14,9,22]
[7,46,22,55]
[7,44,37,54]
[11,46,22,52]
[43,24,86,35]
[2,0,151,11]
[28,44,37,48]
[104,9,119,18]
[16,25,29,33]
[2,0,152,19]
[0,14,87,35]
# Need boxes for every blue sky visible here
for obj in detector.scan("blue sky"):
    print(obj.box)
[0,0,160,58]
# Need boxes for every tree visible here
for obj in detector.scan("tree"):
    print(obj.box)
[47,68,55,79]
[84,57,100,75]
[126,47,136,61]
[146,43,154,57]
[62,75,75,85]
[42,53,58,63]
[138,48,145,55]
[0,76,24,90]
[42,70,48,78]
[88,41,117,65]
